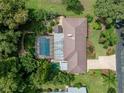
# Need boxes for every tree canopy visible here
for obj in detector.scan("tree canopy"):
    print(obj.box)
[95,0,124,20]
[99,28,118,48]
[0,0,28,29]
[0,57,18,93]
[63,0,84,14]
[0,30,20,58]
[0,0,28,58]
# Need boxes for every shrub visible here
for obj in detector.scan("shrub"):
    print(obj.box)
[107,87,116,93]
[47,26,53,33]
[63,0,83,14]
[99,28,118,49]
[52,71,74,85]
[106,47,115,55]
[86,14,93,23]
[103,41,109,49]
[106,18,113,24]
[47,88,53,92]
[53,19,59,25]
[87,41,96,59]
[73,82,83,88]
[50,20,56,26]
[99,36,106,44]
[54,88,59,92]
[92,22,102,30]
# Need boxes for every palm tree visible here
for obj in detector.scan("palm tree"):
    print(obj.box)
[102,70,117,88]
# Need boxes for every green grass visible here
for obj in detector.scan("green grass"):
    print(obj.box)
[72,72,107,93]
[89,30,106,58]
[80,0,96,15]
[26,0,96,17]
[42,70,117,93]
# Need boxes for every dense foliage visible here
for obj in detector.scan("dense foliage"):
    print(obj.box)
[91,21,102,30]
[95,0,124,30]
[99,28,118,49]
[0,0,28,29]
[0,0,28,58]
[0,0,75,92]
[107,87,116,93]
[102,71,117,93]
[63,0,83,14]
[0,57,18,93]
[52,71,74,85]
[87,41,96,59]
[0,53,75,92]
[0,30,20,58]
[22,9,59,35]
[95,0,124,20]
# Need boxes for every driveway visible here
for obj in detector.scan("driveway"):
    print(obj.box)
[87,55,116,71]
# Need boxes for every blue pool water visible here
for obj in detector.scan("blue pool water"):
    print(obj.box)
[39,37,50,56]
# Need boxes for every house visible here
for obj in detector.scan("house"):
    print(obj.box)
[36,17,88,74]
[50,87,87,93]
[68,87,87,93]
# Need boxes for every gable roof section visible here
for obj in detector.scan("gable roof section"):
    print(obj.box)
[63,18,87,36]
[62,18,87,73]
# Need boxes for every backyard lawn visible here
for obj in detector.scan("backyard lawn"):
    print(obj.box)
[26,0,96,17]
[42,70,117,93]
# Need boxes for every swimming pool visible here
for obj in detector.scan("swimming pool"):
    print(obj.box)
[39,37,50,56]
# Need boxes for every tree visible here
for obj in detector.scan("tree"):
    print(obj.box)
[0,72,18,93]
[95,0,115,19]
[27,9,59,34]
[95,0,124,20]
[107,87,116,93]
[29,59,52,89]
[19,53,37,73]
[0,0,28,58]
[63,0,83,14]
[52,71,74,85]
[0,0,28,29]
[94,0,124,29]
[0,57,18,93]
[99,28,118,49]
[102,71,117,88]
[0,30,20,58]
[17,53,53,92]
[73,82,83,88]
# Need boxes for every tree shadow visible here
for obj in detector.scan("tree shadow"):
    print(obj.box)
[67,3,84,14]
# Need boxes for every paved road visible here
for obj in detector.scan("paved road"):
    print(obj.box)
[116,27,124,93]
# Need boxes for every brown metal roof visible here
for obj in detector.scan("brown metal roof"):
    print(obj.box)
[62,18,87,73]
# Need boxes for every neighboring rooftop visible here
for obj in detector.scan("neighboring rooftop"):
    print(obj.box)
[50,87,87,93]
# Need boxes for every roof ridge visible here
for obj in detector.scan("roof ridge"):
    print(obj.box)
[64,18,84,29]
[63,18,74,29]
